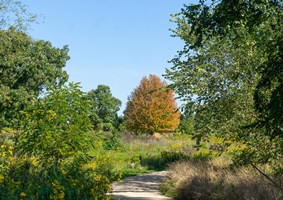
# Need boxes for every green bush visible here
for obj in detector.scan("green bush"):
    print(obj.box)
[1,155,112,200]
[0,83,112,199]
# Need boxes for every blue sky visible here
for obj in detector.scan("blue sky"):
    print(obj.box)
[22,1,197,114]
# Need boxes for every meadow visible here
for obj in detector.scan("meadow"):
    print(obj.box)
[89,132,195,179]
[95,132,283,200]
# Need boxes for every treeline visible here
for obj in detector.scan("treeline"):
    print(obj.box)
[0,1,182,199]
[0,28,121,199]
[0,28,181,200]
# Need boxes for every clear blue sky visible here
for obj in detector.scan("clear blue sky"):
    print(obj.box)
[22,1,197,114]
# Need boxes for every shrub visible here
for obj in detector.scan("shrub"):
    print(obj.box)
[1,83,112,199]
[0,155,112,200]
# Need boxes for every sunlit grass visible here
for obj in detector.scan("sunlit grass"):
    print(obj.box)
[89,132,196,178]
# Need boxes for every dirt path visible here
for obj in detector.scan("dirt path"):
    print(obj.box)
[111,171,172,200]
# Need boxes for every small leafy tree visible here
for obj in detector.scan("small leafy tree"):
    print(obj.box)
[3,83,111,199]
[19,83,91,161]
[124,74,180,134]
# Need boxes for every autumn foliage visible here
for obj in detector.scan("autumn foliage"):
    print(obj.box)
[124,74,180,134]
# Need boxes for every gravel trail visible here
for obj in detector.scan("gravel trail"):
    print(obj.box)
[111,171,171,200]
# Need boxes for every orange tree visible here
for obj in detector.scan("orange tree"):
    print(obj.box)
[124,74,180,134]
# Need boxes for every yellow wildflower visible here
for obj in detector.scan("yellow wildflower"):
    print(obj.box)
[20,192,26,197]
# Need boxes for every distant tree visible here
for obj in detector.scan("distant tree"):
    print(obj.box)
[0,28,69,128]
[179,114,194,135]
[124,74,180,134]
[85,85,121,131]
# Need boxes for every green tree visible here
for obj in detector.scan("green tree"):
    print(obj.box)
[165,13,260,141]
[168,0,283,139]
[166,0,283,170]
[11,83,111,199]
[18,83,92,161]
[124,74,180,134]
[0,28,69,129]
[85,85,121,131]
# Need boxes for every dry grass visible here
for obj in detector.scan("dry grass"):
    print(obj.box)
[161,157,282,200]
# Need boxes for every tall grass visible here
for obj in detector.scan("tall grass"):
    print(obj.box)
[161,157,282,200]
[89,132,195,178]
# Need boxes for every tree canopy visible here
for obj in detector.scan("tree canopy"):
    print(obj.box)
[171,0,283,138]
[0,28,69,128]
[165,0,283,167]
[124,74,180,134]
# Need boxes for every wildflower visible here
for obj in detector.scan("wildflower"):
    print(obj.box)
[20,192,26,197]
